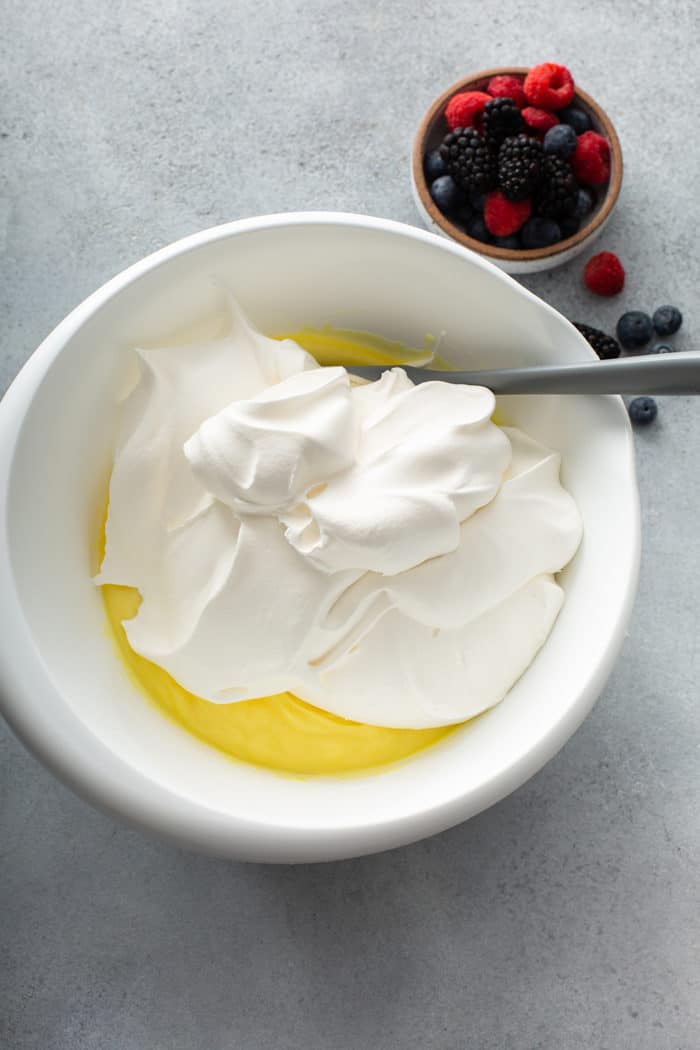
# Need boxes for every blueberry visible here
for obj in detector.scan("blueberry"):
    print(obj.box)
[543,124,578,158]
[520,217,562,249]
[465,213,493,243]
[424,149,448,182]
[652,305,683,336]
[628,396,658,426]
[647,343,674,354]
[616,311,653,350]
[559,215,580,238]
[493,234,521,249]
[452,202,475,228]
[430,174,460,213]
[468,188,488,210]
[559,105,591,134]
[573,187,595,220]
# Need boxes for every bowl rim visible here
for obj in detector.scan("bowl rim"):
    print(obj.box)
[0,211,641,860]
[412,66,623,263]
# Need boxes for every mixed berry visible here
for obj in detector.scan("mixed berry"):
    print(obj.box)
[424,63,612,250]
[424,67,683,431]
[575,305,683,360]
[573,298,684,427]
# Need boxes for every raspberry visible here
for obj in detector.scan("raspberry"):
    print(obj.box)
[445,91,491,131]
[583,251,625,296]
[572,131,611,185]
[487,74,526,109]
[484,191,532,236]
[524,63,575,110]
[522,107,559,134]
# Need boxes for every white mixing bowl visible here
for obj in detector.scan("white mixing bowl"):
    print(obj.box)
[0,213,640,862]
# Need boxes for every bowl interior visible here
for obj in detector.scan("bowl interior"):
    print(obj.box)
[0,216,639,860]
[413,68,622,267]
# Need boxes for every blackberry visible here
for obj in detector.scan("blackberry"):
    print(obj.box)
[535,154,578,218]
[439,127,496,193]
[572,322,621,360]
[482,97,524,149]
[498,135,543,201]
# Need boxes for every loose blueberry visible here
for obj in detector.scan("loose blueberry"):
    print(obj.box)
[628,396,658,426]
[543,123,578,158]
[430,174,460,212]
[652,305,683,336]
[559,215,580,238]
[520,217,562,249]
[468,188,488,211]
[424,149,448,182]
[616,310,654,350]
[465,213,493,243]
[559,105,591,134]
[647,344,674,354]
[493,234,521,249]
[573,187,595,220]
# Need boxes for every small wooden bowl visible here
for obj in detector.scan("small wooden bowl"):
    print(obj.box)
[412,67,623,274]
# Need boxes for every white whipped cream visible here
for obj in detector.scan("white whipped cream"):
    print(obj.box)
[98,299,583,729]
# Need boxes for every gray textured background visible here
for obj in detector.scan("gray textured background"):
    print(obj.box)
[2,2,699,1048]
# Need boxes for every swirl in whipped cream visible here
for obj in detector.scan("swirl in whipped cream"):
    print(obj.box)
[97,298,582,728]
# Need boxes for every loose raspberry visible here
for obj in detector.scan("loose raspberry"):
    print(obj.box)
[484,191,532,236]
[445,91,491,131]
[572,130,610,185]
[583,251,625,296]
[487,74,526,109]
[522,106,559,135]
[524,63,575,110]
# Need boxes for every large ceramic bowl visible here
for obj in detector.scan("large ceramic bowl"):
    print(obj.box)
[0,213,640,862]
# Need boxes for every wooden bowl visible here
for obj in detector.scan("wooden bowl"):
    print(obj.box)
[411,67,623,274]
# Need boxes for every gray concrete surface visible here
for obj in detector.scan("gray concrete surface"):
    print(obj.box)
[2,2,699,1047]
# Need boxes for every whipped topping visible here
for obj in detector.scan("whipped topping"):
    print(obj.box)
[186,364,512,575]
[98,298,583,729]
[185,367,356,517]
